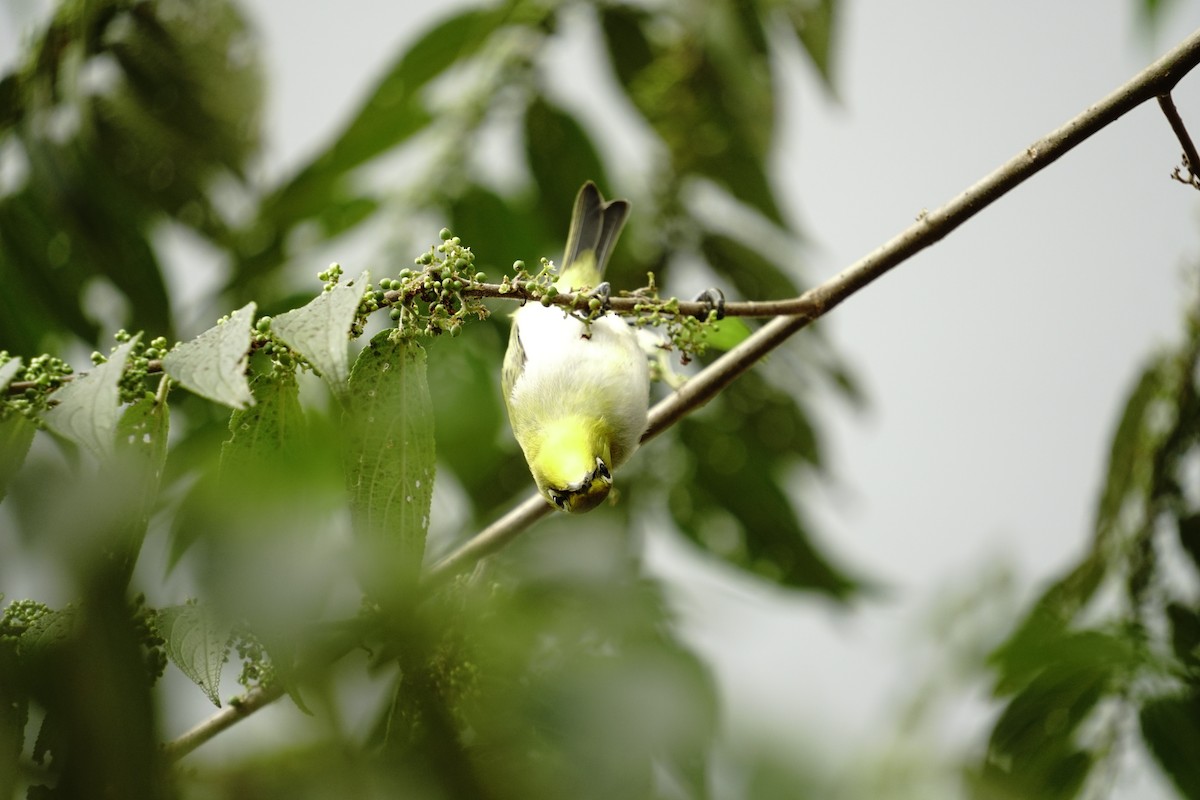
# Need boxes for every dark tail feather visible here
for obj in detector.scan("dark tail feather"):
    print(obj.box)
[562,181,630,276]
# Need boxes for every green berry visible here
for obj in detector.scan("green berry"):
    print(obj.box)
[474,272,487,282]
[513,260,525,271]
[390,308,402,320]
[439,227,452,241]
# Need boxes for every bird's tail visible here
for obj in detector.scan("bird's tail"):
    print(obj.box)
[559,181,630,286]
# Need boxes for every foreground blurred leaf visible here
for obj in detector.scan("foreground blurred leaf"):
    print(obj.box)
[110,392,169,580]
[1141,691,1200,799]
[0,357,33,503]
[785,0,838,89]
[345,331,435,607]
[42,334,140,460]
[155,603,231,707]
[163,302,256,410]
[978,630,1136,799]
[269,271,368,393]
[0,413,34,506]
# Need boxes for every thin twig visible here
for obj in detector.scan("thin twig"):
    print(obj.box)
[1158,92,1200,188]
[164,26,1200,761]
[429,24,1200,583]
[161,684,283,761]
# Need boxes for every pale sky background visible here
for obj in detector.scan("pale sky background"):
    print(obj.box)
[4,0,1200,796]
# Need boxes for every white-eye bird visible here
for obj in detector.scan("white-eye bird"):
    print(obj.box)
[502,181,650,513]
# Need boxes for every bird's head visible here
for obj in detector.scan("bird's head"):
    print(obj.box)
[529,417,614,513]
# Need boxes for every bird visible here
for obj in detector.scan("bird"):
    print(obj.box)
[502,181,649,513]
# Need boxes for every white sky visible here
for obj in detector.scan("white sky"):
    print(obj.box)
[4,0,1200,795]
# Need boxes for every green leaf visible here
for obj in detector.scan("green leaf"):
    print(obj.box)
[785,0,838,89]
[154,604,231,708]
[448,186,544,274]
[988,556,1107,693]
[0,357,20,392]
[269,271,368,393]
[1179,512,1200,573]
[1095,356,1165,535]
[1167,602,1200,669]
[42,334,141,460]
[0,357,34,504]
[1141,691,1200,799]
[698,316,751,352]
[344,331,435,606]
[599,6,655,91]
[670,373,856,597]
[163,303,256,410]
[701,234,801,301]
[980,631,1134,800]
[111,394,170,578]
[219,366,305,477]
[525,96,610,241]
[16,607,76,661]
[259,6,505,234]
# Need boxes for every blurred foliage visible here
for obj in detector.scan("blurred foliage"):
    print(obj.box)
[968,286,1200,799]
[3,0,1199,798]
[0,0,855,796]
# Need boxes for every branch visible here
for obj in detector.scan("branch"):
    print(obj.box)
[164,26,1200,759]
[1159,92,1200,188]
[428,25,1200,582]
[161,683,283,761]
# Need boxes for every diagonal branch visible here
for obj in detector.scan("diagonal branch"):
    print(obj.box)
[1159,92,1200,188]
[165,25,1200,763]
[427,25,1200,582]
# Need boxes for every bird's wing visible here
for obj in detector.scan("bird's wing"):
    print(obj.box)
[501,315,526,406]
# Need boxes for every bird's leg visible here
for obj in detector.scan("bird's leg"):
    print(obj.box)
[579,282,612,339]
[589,282,612,309]
[692,287,726,320]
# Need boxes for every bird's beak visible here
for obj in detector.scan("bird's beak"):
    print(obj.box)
[546,458,613,513]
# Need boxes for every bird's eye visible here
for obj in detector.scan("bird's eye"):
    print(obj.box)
[595,458,611,480]
[548,489,569,509]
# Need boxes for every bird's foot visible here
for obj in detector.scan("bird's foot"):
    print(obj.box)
[692,287,725,320]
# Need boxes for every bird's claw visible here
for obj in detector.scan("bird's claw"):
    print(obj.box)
[588,282,612,310]
[692,287,725,320]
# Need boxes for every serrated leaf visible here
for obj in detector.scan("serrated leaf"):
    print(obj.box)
[344,331,435,606]
[155,604,231,707]
[163,303,256,409]
[16,607,76,660]
[1141,691,1200,799]
[220,367,304,474]
[42,335,140,460]
[269,271,368,392]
